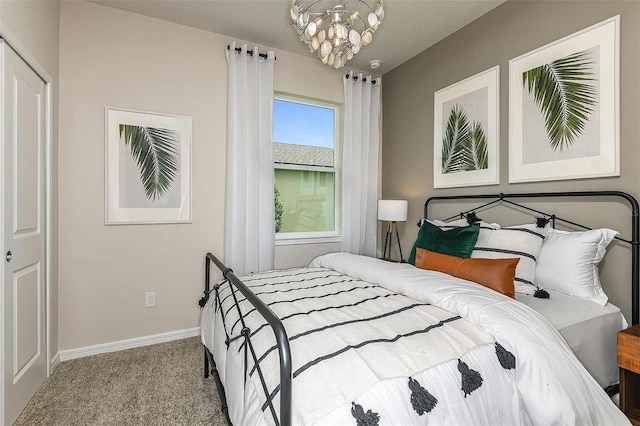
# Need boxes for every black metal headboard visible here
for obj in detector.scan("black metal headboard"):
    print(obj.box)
[424,191,640,325]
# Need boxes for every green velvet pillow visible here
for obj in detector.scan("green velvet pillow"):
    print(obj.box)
[407,221,480,265]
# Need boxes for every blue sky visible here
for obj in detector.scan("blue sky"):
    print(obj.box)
[273,100,334,148]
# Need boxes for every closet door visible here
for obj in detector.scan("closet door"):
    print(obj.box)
[1,41,47,425]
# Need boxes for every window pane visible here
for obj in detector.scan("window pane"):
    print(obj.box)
[273,99,335,167]
[275,169,335,233]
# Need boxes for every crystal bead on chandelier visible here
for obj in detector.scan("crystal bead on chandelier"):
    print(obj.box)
[290,0,384,69]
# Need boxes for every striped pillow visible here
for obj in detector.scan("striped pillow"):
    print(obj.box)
[471,224,548,294]
[429,219,548,294]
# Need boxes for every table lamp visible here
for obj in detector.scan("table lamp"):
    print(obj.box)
[378,200,408,262]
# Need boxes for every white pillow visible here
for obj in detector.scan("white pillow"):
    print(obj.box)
[534,228,618,305]
[429,219,548,293]
[471,223,548,294]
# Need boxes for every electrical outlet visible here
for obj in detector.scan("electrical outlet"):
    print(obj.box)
[145,292,156,308]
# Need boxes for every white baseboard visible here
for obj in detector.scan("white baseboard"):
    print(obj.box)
[59,327,201,362]
[50,352,60,372]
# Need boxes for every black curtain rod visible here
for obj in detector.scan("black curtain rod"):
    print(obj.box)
[226,45,276,61]
[345,74,378,85]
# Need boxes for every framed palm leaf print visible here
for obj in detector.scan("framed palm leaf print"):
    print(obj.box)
[434,66,500,189]
[106,108,192,224]
[509,16,619,183]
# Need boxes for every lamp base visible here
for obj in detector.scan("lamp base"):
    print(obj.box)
[382,221,405,263]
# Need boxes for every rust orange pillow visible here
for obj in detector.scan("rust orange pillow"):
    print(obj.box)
[415,248,519,298]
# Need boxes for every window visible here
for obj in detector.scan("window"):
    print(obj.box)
[273,95,340,243]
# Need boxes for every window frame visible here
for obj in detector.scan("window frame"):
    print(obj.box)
[273,93,342,245]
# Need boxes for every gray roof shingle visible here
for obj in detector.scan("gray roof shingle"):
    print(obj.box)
[274,142,333,167]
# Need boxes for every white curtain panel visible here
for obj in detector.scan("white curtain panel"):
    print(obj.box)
[342,73,381,257]
[224,42,276,275]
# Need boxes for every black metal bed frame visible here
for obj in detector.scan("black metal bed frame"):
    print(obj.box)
[200,190,639,426]
[425,191,640,325]
[201,253,292,426]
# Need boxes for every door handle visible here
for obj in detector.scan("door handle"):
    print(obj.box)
[6,251,12,262]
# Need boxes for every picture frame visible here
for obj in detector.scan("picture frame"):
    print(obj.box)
[433,66,500,189]
[105,108,192,224]
[509,16,619,183]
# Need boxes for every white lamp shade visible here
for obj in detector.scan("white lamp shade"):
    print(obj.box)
[377,200,408,222]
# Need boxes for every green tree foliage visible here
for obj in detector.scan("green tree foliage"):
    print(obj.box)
[274,184,284,233]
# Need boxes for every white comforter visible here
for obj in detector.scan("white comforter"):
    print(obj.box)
[201,253,629,425]
[311,253,628,425]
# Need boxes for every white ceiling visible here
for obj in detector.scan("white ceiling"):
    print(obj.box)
[89,0,505,75]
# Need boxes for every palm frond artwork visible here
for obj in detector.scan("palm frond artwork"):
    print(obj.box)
[441,104,489,174]
[465,122,489,171]
[120,124,180,200]
[523,50,597,152]
[442,105,471,173]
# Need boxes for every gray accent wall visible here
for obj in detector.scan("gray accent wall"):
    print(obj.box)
[382,1,640,320]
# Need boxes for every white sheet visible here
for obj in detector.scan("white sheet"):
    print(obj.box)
[517,289,627,388]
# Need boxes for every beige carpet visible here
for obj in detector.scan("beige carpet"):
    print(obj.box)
[15,337,228,425]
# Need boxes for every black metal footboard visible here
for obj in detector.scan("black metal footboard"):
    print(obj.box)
[200,253,292,426]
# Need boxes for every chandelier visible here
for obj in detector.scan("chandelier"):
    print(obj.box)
[290,0,384,69]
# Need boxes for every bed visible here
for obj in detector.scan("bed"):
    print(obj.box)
[200,191,638,426]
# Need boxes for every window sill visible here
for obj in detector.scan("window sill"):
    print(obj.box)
[275,236,342,246]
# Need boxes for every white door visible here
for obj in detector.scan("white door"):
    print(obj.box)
[1,41,47,426]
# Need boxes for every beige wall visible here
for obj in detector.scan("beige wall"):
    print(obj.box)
[0,1,60,359]
[382,1,640,320]
[58,1,365,350]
